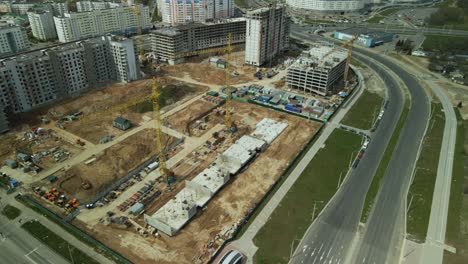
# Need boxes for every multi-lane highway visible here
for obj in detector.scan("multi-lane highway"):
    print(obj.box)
[352,51,430,264]
[289,31,404,264]
[289,28,430,264]
[0,215,69,264]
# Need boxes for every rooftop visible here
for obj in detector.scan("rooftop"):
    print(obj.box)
[337,27,394,39]
[288,43,347,72]
[251,118,288,144]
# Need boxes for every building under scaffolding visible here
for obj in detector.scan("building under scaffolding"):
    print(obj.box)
[286,43,347,96]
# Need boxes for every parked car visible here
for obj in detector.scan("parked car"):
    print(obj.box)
[218,250,245,264]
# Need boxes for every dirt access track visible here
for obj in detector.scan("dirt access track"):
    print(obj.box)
[166,99,219,136]
[49,78,208,144]
[52,129,178,202]
[161,51,257,86]
[81,100,322,264]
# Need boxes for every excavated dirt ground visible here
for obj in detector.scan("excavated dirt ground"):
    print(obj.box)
[166,99,217,135]
[51,129,177,202]
[50,79,207,144]
[79,100,322,264]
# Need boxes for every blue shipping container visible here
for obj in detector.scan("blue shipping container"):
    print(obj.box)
[285,105,302,113]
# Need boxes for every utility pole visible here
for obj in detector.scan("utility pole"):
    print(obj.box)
[337,171,343,190]
[349,151,356,168]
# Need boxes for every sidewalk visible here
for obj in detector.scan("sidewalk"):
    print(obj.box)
[229,73,366,263]
[1,193,115,264]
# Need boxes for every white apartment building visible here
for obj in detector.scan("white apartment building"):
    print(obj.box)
[158,0,234,25]
[54,5,151,42]
[109,37,138,82]
[0,35,139,113]
[76,1,121,12]
[28,9,58,41]
[0,2,12,13]
[45,2,69,16]
[286,43,347,96]
[245,5,289,66]
[0,103,8,133]
[286,0,364,11]
[151,18,246,63]
[10,3,36,15]
[0,25,30,57]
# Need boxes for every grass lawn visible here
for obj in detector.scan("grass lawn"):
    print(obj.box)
[443,109,467,263]
[1,204,21,220]
[133,84,198,113]
[361,101,410,223]
[341,90,384,130]
[234,125,323,238]
[351,58,367,69]
[406,103,445,242]
[22,220,100,264]
[422,35,468,51]
[253,129,362,264]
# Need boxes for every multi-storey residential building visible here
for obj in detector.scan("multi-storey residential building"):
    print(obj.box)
[76,1,121,12]
[10,3,36,15]
[109,37,139,82]
[45,2,69,16]
[54,5,151,43]
[0,25,30,57]
[0,103,8,133]
[0,35,139,113]
[286,43,347,96]
[28,9,58,41]
[158,0,234,25]
[151,18,245,64]
[245,5,289,66]
[286,0,365,11]
[0,2,12,13]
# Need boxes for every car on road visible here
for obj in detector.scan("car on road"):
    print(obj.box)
[218,249,245,264]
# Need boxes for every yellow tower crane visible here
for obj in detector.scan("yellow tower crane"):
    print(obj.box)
[224,32,233,129]
[151,77,172,182]
[320,36,356,87]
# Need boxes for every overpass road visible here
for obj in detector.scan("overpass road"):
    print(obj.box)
[289,30,430,264]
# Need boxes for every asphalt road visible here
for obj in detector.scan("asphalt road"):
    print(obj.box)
[289,31,404,264]
[353,49,430,264]
[0,215,69,264]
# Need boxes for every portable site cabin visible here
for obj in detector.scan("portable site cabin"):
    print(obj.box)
[113,117,132,131]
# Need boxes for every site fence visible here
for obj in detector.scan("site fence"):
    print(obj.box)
[186,100,225,136]
[84,137,185,209]
[208,122,326,263]
[207,69,362,262]
[16,194,132,264]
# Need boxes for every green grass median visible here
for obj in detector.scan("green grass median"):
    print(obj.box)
[253,129,363,264]
[406,103,445,242]
[341,90,384,130]
[22,220,100,264]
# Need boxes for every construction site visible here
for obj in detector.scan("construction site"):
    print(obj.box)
[0,6,362,260]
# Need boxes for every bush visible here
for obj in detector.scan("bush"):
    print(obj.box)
[1,205,21,220]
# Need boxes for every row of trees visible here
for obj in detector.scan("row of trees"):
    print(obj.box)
[394,39,414,55]
[428,0,468,26]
